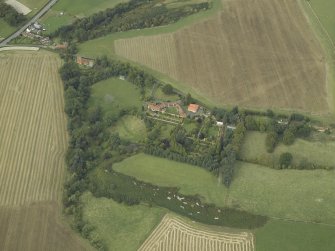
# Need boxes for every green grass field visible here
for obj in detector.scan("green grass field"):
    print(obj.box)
[228,164,335,224]
[81,192,166,251]
[309,0,335,43]
[0,19,15,40]
[256,220,335,251]
[113,153,229,206]
[154,87,180,101]
[114,153,335,224]
[77,0,222,58]
[114,115,147,142]
[299,0,335,115]
[240,131,335,168]
[89,78,142,117]
[41,0,127,33]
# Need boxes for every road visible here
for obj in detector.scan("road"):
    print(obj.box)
[0,0,58,47]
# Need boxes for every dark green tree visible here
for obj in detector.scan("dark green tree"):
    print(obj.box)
[279,152,293,169]
[162,84,173,95]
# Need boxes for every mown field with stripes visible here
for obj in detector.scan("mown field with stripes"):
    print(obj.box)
[139,214,254,251]
[0,51,91,251]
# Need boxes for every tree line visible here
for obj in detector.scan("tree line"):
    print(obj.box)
[52,0,210,42]
[60,56,171,250]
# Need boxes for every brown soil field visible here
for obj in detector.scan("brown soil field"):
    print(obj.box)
[115,0,329,113]
[0,51,91,251]
[138,214,254,251]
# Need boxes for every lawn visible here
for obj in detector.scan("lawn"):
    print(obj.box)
[40,0,127,33]
[89,78,142,117]
[81,192,166,251]
[114,115,147,142]
[256,220,335,251]
[0,19,15,40]
[113,153,229,206]
[114,154,335,224]
[240,131,335,168]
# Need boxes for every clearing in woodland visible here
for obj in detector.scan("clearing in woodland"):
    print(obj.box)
[0,51,91,251]
[115,0,329,113]
[139,214,254,251]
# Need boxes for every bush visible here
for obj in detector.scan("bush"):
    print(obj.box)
[283,129,295,145]
[279,152,293,169]
[265,131,278,153]
[162,84,173,95]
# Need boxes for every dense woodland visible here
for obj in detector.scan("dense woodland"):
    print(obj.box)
[0,2,26,26]
[53,0,209,42]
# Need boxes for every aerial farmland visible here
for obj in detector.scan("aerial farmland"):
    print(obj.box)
[1,0,335,250]
[0,51,91,250]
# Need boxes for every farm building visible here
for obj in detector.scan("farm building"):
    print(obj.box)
[188,104,200,113]
[76,56,95,67]
[147,102,186,118]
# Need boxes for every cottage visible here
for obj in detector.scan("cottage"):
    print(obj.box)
[216,121,224,126]
[188,103,199,113]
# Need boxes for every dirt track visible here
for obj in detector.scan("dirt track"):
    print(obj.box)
[115,0,328,113]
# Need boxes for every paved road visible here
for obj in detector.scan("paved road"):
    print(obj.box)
[0,0,58,47]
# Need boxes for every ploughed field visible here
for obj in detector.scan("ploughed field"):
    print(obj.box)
[115,0,328,113]
[0,51,90,251]
[139,214,254,251]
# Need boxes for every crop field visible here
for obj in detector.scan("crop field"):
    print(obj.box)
[139,214,254,251]
[0,202,91,251]
[19,0,47,15]
[115,0,328,113]
[240,131,335,168]
[0,51,90,250]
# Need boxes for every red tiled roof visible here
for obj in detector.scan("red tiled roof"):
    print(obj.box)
[188,104,199,113]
